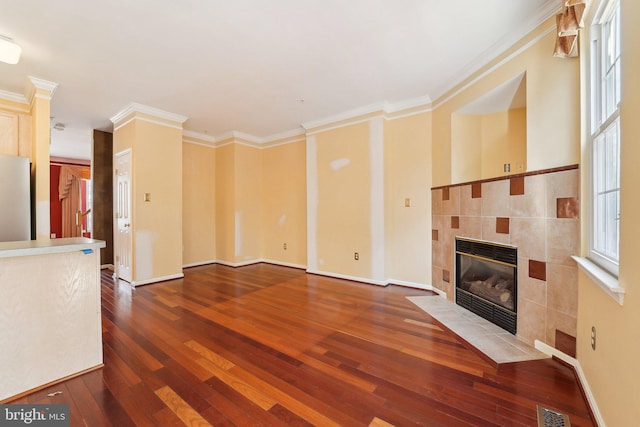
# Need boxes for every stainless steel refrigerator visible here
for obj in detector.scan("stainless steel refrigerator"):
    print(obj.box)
[0,154,31,242]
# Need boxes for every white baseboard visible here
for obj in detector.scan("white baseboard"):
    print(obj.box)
[306,269,388,287]
[131,273,185,287]
[215,259,262,268]
[259,259,307,270]
[386,278,432,290]
[183,260,217,268]
[534,340,605,427]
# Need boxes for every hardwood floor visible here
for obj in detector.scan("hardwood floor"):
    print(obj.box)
[12,263,594,426]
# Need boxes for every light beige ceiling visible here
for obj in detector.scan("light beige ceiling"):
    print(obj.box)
[0,0,558,159]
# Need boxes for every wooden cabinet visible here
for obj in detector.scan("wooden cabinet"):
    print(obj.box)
[0,110,32,159]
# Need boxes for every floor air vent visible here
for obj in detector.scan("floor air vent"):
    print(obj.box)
[537,405,571,427]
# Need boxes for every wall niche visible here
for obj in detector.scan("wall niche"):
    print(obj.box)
[451,73,527,184]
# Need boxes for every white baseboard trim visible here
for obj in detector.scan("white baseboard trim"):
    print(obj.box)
[183,260,217,268]
[534,340,605,427]
[385,279,432,290]
[430,287,448,298]
[132,273,185,287]
[306,269,387,286]
[215,259,262,268]
[260,259,307,270]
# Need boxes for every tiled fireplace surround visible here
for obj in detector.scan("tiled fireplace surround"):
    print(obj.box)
[431,165,579,356]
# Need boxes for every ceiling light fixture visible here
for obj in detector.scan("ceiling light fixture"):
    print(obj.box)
[0,35,22,65]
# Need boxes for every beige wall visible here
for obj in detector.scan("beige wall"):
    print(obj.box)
[234,143,263,263]
[183,142,216,266]
[261,140,307,266]
[451,113,482,183]
[481,108,526,179]
[433,18,580,187]
[384,112,432,286]
[214,144,236,263]
[313,122,374,279]
[113,116,184,283]
[212,141,263,265]
[451,108,526,183]
[133,120,183,281]
[577,0,640,424]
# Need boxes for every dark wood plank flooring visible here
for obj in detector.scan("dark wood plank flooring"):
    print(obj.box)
[12,263,594,426]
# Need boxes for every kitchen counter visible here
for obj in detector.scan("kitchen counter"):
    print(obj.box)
[0,237,106,402]
[0,237,105,258]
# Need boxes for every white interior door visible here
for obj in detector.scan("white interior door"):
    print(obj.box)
[114,149,132,283]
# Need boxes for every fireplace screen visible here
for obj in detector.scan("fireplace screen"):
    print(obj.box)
[458,256,515,311]
[455,238,517,334]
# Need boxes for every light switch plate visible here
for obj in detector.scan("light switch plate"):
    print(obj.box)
[144,193,151,202]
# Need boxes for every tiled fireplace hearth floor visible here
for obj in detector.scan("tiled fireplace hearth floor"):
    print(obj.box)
[408,295,549,364]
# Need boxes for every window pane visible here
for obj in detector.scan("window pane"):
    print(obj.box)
[615,61,621,107]
[605,190,619,258]
[605,121,619,190]
[594,134,606,193]
[594,193,606,252]
[590,0,621,271]
[605,69,615,118]
[591,38,600,131]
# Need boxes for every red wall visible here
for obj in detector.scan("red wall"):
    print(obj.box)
[50,165,62,239]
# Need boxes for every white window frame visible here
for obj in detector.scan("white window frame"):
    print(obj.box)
[588,0,621,277]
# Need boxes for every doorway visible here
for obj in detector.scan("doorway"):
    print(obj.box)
[50,159,92,239]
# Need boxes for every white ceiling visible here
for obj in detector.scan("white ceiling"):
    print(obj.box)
[0,0,558,160]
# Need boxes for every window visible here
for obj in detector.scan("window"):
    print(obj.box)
[589,0,621,276]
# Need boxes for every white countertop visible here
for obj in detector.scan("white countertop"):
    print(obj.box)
[0,237,106,259]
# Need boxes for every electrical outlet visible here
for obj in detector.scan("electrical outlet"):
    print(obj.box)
[503,163,511,172]
[283,243,287,250]
[354,252,359,261]
[591,326,597,350]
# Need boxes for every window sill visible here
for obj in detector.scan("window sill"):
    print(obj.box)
[572,256,624,305]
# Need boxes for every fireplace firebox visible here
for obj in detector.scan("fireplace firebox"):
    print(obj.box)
[455,237,517,334]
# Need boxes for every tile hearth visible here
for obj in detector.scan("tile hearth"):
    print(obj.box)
[408,295,549,364]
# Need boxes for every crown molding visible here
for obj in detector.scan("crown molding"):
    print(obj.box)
[384,95,432,114]
[262,127,305,143]
[26,76,58,103]
[0,89,28,105]
[110,102,188,127]
[183,130,216,143]
[301,101,386,131]
[430,0,561,103]
[231,130,263,144]
[433,24,555,110]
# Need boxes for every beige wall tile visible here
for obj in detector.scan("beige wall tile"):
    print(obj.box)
[547,218,580,266]
[546,169,579,218]
[517,298,547,345]
[432,189,443,215]
[546,308,577,346]
[518,258,547,306]
[510,174,546,218]
[460,184,482,216]
[432,265,444,293]
[546,264,578,317]
[458,216,482,241]
[482,179,510,217]
[432,237,444,269]
[511,217,546,260]
[442,185,460,215]
[481,217,511,244]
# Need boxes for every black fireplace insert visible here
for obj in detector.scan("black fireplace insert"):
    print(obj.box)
[455,237,517,334]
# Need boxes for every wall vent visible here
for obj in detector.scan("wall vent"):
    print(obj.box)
[537,405,571,427]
